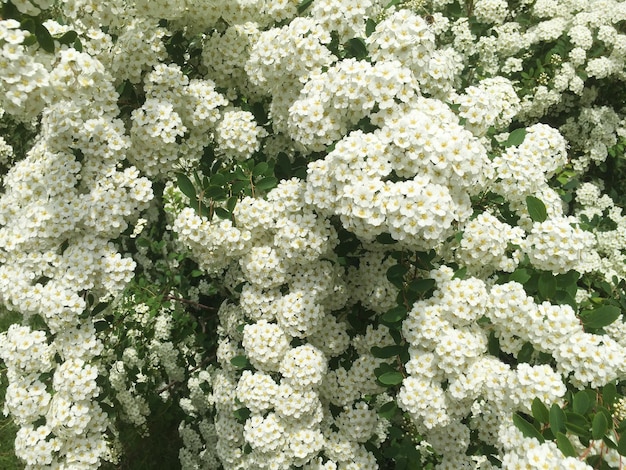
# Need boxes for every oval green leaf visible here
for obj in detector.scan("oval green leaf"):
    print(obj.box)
[580,305,621,329]
[371,345,404,359]
[556,432,577,457]
[603,383,617,407]
[381,305,407,323]
[531,397,549,424]
[512,413,544,443]
[376,371,404,386]
[538,272,557,299]
[550,403,566,433]
[177,173,197,200]
[255,176,278,191]
[505,128,526,147]
[526,195,548,223]
[230,355,250,369]
[35,23,55,53]
[378,401,398,419]
[252,162,269,177]
[592,412,609,439]
[573,391,592,415]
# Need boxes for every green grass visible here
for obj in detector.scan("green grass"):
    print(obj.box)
[0,309,24,470]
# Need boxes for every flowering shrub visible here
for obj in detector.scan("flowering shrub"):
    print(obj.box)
[1,0,626,469]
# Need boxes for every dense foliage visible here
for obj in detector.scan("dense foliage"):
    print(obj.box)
[1,0,626,468]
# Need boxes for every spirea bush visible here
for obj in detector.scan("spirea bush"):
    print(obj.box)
[1,0,626,469]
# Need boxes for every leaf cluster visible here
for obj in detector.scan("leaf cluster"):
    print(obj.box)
[513,384,626,466]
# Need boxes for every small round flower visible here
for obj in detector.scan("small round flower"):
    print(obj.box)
[280,344,327,389]
[242,320,291,372]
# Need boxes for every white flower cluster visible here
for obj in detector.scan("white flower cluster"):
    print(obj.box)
[523,216,597,274]
[0,12,159,465]
[0,322,109,467]
[2,1,626,468]
[575,182,626,281]
[305,96,490,249]
[453,76,520,135]
[455,212,525,275]
[202,23,262,98]
[489,281,625,388]
[500,425,590,469]
[215,109,267,162]
[368,10,465,99]
[0,20,49,119]
[309,0,376,41]
[171,178,401,468]
[398,268,572,462]
[129,64,228,176]
[288,59,419,150]
[492,123,568,212]
[560,106,625,172]
[473,0,509,24]
[246,17,337,132]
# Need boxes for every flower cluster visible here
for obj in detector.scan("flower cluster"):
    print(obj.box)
[129,64,228,177]
[1,0,626,469]
[305,96,490,249]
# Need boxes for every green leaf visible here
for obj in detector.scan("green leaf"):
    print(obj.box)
[252,162,269,177]
[407,278,436,293]
[57,30,78,45]
[366,18,377,37]
[538,272,557,299]
[573,391,593,415]
[371,345,404,359]
[526,195,548,223]
[509,268,531,284]
[378,401,398,419]
[211,173,227,186]
[345,37,368,59]
[381,305,407,323]
[531,398,549,424]
[580,305,621,329]
[93,320,109,333]
[386,264,408,289]
[177,173,197,200]
[556,270,580,294]
[233,166,249,181]
[603,382,617,406]
[376,233,398,244]
[297,0,314,13]
[255,176,278,191]
[230,356,250,369]
[376,371,404,386]
[214,207,231,219]
[556,432,577,457]
[487,331,500,356]
[564,412,590,437]
[233,407,251,423]
[517,342,534,363]
[73,37,83,52]
[35,23,55,53]
[136,237,150,247]
[91,302,110,316]
[227,196,238,213]
[231,180,248,195]
[616,434,626,457]
[592,412,609,439]
[505,128,526,147]
[452,266,467,280]
[205,185,227,199]
[550,404,566,433]
[385,0,403,8]
[512,413,544,443]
